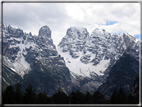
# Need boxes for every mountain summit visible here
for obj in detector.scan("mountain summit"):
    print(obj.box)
[2,24,74,95]
[57,27,139,93]
[38,25,51,38]
[1,24,140,96]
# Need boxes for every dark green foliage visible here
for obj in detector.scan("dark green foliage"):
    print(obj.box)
[37,92,49,104]
[110,88,118,104]
[52,88,69,104]
[127,93,137,104]
[93,91,105,104]
[110,88,137,104]
[15,83,23,104]
[69,90,85,104]
[75,90,85,104]
[2,82,139,104]
[23,84,37,104]
[85,91,93,104]
[2,85,16,104]
[117,88,128,104]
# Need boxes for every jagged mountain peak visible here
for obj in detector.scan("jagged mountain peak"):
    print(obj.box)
[68,26,87,31]
[58,26,140,77]
[66,27,89,40]
[122,33,136,42]
[2,24,75,96]
[2,24,57,78]
[7,25,17,32]
[6,25,24,38]
[91,28,111,39]
[38,25,51,38]
[2,23,140,97]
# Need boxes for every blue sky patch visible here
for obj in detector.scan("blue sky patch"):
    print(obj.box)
[134,34,140,39]
[105,20,118,25]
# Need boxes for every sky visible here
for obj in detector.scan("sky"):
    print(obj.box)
[3,2,141,46]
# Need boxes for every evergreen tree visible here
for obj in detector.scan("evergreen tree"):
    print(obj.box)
[93,91,104,104]
[23,84,37,104]
[52,88,68,104]
[15,83,23,104]
[69,90,86,104]
[117,88,128,104]
[85,91,93,104]
[110,88,118,104]
[48,97,55,104]
[37,92,49,104]
[103,98,110,104]
[2,85,16,104]
[75,90,85,104]
[128,93,136,104]
[69,91,76,104]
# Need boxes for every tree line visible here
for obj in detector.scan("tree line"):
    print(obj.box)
[2,83,138,104]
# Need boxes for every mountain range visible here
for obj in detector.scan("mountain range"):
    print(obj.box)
[1,23,140,97]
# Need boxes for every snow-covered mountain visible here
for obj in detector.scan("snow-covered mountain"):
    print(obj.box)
[2,23,74,95]
[3,24,61,77]
[57,27,140,92]
[1,23,140,96]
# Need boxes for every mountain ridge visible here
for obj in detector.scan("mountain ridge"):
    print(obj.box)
[58,26,139,77]
[2,23,75,96]
[1,23,140,96]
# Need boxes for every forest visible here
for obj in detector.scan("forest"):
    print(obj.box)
[2,83,138,104]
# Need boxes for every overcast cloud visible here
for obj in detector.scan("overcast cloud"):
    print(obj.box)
[3,3,141,46]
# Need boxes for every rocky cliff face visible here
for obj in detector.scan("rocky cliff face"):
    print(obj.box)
[1,23,140,96]
[57,27,140,93]
[2,24,75,96]
[98,48,139,97]
[132,77,139,100]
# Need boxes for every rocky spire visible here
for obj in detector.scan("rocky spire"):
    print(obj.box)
[38,25,51,38]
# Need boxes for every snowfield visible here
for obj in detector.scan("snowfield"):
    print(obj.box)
[57,47,110,78]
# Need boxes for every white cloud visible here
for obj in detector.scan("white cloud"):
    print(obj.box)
[3,3,141,46]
